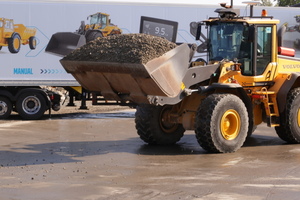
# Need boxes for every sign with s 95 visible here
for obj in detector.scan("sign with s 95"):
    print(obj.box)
[140,16,178,42]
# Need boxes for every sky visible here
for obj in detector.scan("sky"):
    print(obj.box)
[132,0,251,5]
[11,0,276,7]
[93,0,271,6]
[9,0,277,7]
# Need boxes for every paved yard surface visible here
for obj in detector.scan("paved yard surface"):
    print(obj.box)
[1,104,300,200]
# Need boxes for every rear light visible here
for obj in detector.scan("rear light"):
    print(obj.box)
[278,46,295,57]
[252,94,264,100]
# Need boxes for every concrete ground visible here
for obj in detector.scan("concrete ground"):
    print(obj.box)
[1,103,300,200]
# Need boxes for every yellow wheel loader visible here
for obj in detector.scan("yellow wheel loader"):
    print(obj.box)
[45,12,122,56]
[0,18,37,53]
[61,2,300,153]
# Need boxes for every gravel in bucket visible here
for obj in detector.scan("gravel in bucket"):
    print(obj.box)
[62,33,177,64]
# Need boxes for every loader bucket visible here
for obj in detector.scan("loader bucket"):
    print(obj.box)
[60,44,192,104]
[45,32,86,56]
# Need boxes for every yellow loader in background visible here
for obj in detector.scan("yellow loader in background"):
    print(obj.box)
[0,18,37,53]
[45,12,122,56]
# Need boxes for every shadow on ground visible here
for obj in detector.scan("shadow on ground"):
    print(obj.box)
[0,132,288,167]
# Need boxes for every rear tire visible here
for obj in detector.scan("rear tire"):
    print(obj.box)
[16,92,47,120]
[29,36,37,50]
[8,33,21,53]
[135,105,185,145]
[195,94,248,153]
[0,96,12,119]
[275,87,300,143]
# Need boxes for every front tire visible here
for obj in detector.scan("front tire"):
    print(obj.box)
[16,92,47,120]
[195,94,249,153]
[8,33,21,53]
[275,87,300,143]
[135,105,185,145]
[86,31,103,43]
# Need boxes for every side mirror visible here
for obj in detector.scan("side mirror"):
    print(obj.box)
[190,22,198,38]
[190,21,202,40]
[196,23,201,41]
[277,23,287,47]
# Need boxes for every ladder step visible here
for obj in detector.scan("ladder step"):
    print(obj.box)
[270,124,280,127]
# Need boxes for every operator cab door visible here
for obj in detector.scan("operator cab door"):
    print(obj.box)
[240,24,276,81]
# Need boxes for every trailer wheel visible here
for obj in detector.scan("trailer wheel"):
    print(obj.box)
[86,31,103,43]
[29,36,37,50]
[0,96,12,119]
[195,94,248,153]
[16,92,47,120]
[135,105,185,145]
[8,33,21,53]
[275,87,300,143]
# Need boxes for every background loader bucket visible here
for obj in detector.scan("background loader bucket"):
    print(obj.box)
[45,32,86,56]
[60,44,192,104]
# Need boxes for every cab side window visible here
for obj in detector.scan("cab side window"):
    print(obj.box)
[256,26,272,75]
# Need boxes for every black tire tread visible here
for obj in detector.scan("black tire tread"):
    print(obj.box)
[0,96,12,119]
[8,33,21,53]
[16,92,47,120]
[195,93,248,153]
[135,105,185,145]
[86,31,103,43]
[275,87,300,143]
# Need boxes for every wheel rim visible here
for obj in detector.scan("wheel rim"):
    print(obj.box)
[159,106,178,133]
[32,38,36,48]
[221,109,241,140]
[22,96,41,115]
[0,100,8,115]
[13,37,20,50]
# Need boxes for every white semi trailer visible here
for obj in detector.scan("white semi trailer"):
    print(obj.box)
[0,0,299,119]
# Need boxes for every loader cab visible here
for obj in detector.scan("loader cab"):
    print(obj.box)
[201,18,277,77]
[0,18,14,44]
[0,18,14,33]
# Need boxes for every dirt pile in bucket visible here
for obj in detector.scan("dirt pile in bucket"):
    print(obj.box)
[62,33,177,64]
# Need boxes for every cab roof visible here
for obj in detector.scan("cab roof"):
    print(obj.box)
[204,8,280,25]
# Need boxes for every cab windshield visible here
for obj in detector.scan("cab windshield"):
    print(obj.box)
[90,14,100,24]
[208,22,248,62]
